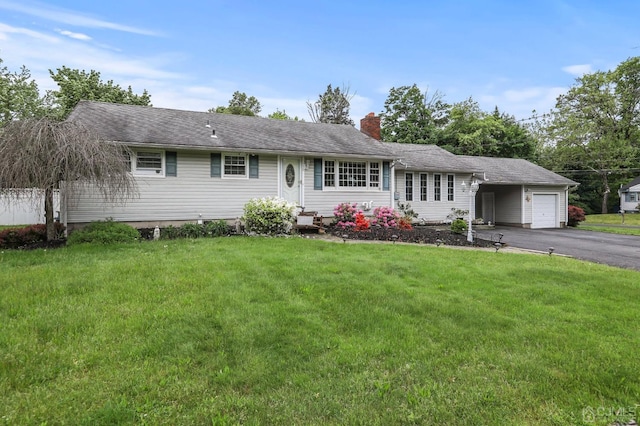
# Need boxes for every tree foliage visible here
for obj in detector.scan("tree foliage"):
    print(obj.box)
[380,84,449,143]
[306,84,355,125]
[211,91,262,116]
[440,100,537,159]
[267,109,302,121]
[534,56,640,213]
[0,118,136,240]
[46,66,151,120]
[380,86,536,159]
[0,58,46,126]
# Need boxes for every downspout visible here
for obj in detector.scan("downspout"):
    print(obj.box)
[521,185,526,227]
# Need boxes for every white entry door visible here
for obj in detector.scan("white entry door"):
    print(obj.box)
[281,157,301,206]
[482,192,495,224]
[532,194,557,228]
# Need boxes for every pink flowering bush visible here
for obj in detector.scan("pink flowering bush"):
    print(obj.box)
[371,206,401,228]
[333,202,362,229]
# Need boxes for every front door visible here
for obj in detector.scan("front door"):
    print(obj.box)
[482,192,495,224]
[281,157,301,206]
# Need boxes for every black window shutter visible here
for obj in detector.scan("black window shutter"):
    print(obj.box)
[166,151,177,176]
[382,161,390,191]
[249,155,259,178]
[314,158,323,190]
[211,153,221,177]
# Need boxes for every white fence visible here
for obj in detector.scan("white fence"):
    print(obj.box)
[0,189,60,226]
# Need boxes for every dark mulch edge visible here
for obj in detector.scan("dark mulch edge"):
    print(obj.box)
[327,225,496,248]
[3,239,68,251]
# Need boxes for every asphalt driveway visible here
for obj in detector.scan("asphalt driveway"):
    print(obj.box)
[475,227,640,271]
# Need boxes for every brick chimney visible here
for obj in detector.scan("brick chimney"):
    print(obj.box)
[360,112,381,140]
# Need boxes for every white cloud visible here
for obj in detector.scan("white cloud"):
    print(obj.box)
[479,86,566,119]
[562,64,593,77]
[0,0,159,36]
[56,29,91,41]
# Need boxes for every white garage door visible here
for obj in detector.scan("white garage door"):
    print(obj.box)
[532,194,557,228]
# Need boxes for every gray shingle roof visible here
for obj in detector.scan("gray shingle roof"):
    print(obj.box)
[67,101,576,186]
[458,155,578,186]
[383,143,483,173]
[67,101,395,158]
[620,176,640,191]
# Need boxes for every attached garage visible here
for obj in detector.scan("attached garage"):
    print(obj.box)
[532,194,557,229]
[458,156,578,229]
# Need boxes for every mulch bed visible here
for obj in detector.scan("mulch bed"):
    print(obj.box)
[324,225,496,248]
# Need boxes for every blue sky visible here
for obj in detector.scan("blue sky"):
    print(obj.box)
[1,0,638,125]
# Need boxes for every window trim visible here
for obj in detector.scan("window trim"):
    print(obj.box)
[447,174,455,201]
[405,172,414,201]
[433,173,442,201]
[131,149,165,177]
[320,158,384,191]
[420,173,428,201]
[222,153,248,179]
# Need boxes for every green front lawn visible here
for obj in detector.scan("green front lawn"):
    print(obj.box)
[585,213,640,226]
[1,238,639,425]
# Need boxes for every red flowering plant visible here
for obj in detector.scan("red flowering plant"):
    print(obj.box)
[355,212,371,231]
[567,205,585,227]
[371,206,401,228]
[332,202,362,229]
[398,217,413,230]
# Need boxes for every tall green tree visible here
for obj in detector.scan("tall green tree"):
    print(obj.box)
[440,99,537,159]
[537,57,640,213]
[211,91,262,116]
[0,58,46,126]
[306,84,355,125]
[46,66,151,120]
[379,84,449,143]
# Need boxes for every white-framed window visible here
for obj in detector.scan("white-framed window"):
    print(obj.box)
[321,159,381,189]
[131,150,165,177]
[339,161,367,187]
[626,192,637,203]
[324,160,335,187]
[420,173,428,201]
[405,172,413,201]
[224,154,247,177]
[447,174,455,201]
[369,162,380,188]
[433,174,442,201]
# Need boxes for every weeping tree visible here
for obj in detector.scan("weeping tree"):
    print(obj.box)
[0,118,136,240]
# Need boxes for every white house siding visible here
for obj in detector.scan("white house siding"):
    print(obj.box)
[486,185,522,226]
[301,162,391,217]
[620,183,640,212]
[523,186,568,227]
[0,189,60,226]
[396,171,470,223]
[65,150,279,226]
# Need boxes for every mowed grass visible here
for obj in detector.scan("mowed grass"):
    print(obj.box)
[581,214,640,235]
[1,238,639,425]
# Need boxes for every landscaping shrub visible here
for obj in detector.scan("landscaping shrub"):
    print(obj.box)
[180,223,206,238]
[450,218,468,234]
[371,206,401,228]
[205,219,229,237]
[333,202,361,229]
[67,219,140,245]
[0,223,65,249]
[354,212,370,231]
[243,196,297,235]
[567,205,586,227]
